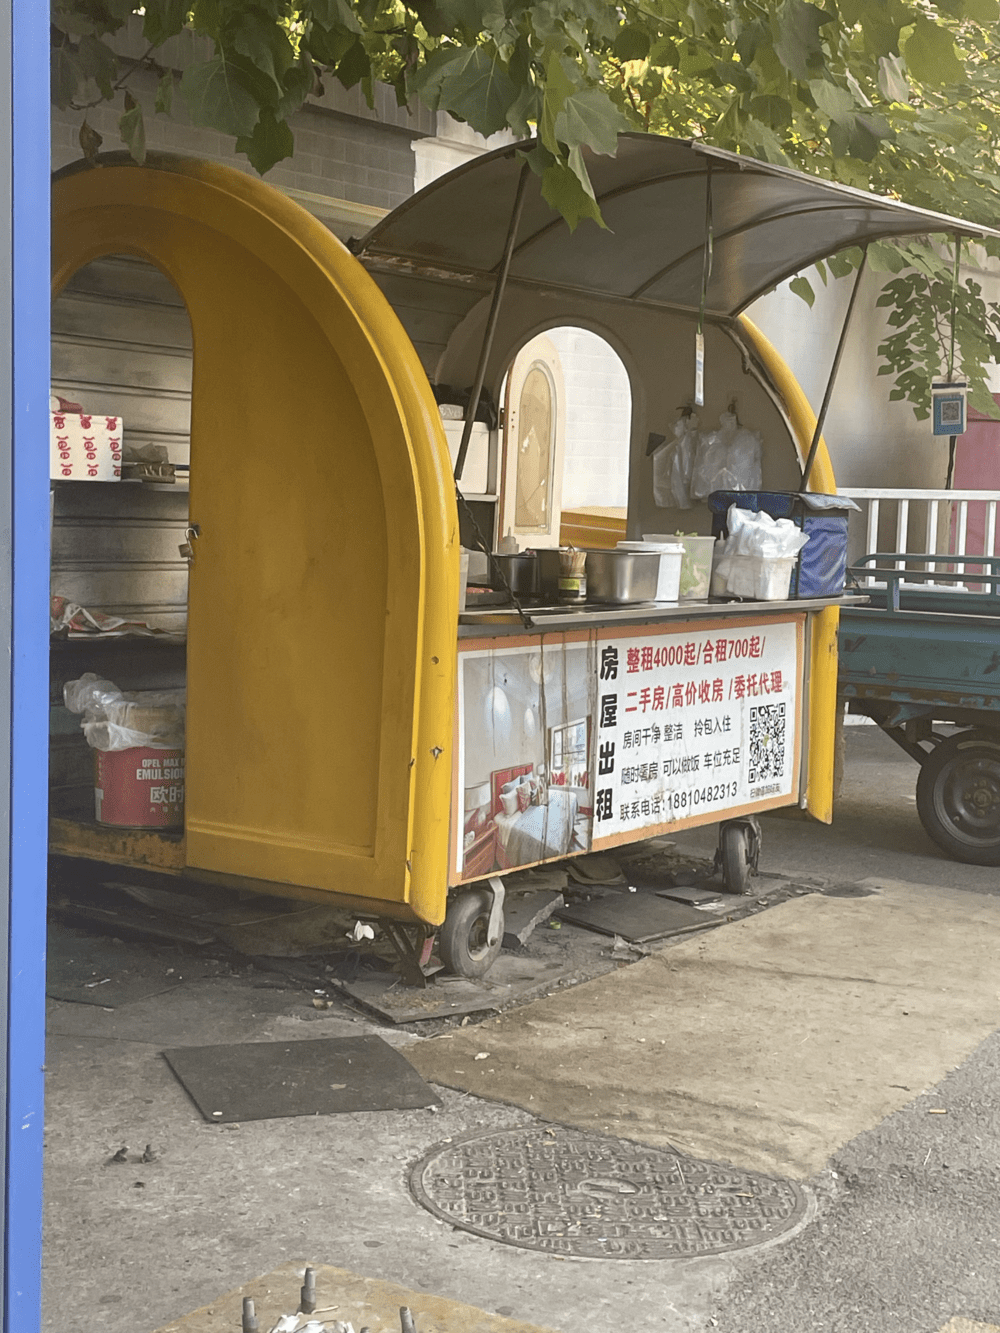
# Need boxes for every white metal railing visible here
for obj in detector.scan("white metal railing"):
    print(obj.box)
[836,487,1000,591]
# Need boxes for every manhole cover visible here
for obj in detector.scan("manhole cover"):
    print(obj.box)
[410,1125,809,1259]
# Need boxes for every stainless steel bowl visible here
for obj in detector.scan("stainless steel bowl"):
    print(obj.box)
[585,550,661,603]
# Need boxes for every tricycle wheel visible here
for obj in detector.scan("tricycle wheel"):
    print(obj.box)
[720,823,753,895]
[916,729,1000,865]
[439,887,503,979]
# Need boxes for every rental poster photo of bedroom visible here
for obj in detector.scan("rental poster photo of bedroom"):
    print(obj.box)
[454,638,597,881]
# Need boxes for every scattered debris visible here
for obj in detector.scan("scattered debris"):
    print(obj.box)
[565,853,626,886]
[107,1146,128,1165]
[347,921,376,943]
[501,889,564,949]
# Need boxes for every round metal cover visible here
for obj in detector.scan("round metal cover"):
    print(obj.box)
[410,1125,809,1260]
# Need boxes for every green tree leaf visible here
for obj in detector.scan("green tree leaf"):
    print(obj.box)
[773,0,831,81]
[77,34,118,100]
[79,118,103,163]
[142,0,188,48]
[119,101,146,164]
[877,53,909,102]
[410,44,518,135]
[310,0,362,34]
[809,79,857,120]
[155,71,174,115]
[902,18,965,87]
[789,274,815,306]
[236,108,294,173]
[554,86,630,155]
[541,157,605,231]
[51,42,82,109]
[232,11,295,94]
[613,26,651,62]
[179,55,261,137]
[961,0,1000,21]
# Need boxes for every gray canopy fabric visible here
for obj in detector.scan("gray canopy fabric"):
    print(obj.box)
[357,134,1000,375]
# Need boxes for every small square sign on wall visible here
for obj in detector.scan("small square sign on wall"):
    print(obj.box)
[932,381,967,436]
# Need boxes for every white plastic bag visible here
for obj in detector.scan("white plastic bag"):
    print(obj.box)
[64,672,185,751]
[652,413,698,509]
[713,507,810,600]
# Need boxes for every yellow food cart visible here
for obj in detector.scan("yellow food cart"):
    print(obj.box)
[49,137,991,979]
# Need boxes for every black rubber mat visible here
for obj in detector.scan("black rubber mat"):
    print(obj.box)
[556,891,714,942]
[162,1035,440,1123]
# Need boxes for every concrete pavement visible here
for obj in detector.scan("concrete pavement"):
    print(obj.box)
[43,726,1000,1333]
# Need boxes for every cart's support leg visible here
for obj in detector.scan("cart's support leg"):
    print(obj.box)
[716,816,762,895]
[380,921,432,988]
[486,876,506,948]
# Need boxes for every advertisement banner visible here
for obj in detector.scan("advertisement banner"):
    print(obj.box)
[590,619,802,848]
[453,615,803,882]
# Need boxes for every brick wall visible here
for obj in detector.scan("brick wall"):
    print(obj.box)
[52,22,435,215]
[548,326,632,511]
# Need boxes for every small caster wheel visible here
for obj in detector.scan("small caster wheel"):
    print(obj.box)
[439,886,503,978]
[719,819,759,894]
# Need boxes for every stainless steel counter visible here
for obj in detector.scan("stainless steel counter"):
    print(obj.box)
[457,595,867,636]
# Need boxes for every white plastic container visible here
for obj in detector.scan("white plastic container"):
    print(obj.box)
[721,553,795,600]
[616,541,684,601]
[644,534,716,600]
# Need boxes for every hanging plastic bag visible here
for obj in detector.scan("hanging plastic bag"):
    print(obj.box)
[653,412,698,509]
[691,412,738,500]
[727,422,763,491]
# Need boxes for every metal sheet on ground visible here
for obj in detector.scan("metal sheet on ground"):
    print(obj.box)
[329,948,598,1024]
[556,891,715,941]
[411,1124,810,1259]
[162,1035,440,1123]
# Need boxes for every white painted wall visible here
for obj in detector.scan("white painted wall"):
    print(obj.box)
[546,326,631,511]
[748,257,1000,490]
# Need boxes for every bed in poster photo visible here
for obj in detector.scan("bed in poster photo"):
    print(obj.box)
[455,638,596,880]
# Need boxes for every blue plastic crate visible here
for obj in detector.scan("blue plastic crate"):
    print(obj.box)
[708,491,854,598]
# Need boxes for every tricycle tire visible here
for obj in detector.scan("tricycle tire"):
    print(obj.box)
[720,823,753,894]
[915,729,1000,865]
[439,887,502,978]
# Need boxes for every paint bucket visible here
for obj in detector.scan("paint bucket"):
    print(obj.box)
[94,746,185,829]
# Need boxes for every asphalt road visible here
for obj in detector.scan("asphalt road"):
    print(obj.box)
[673,721,1000,896]
[684,723,1000,1333]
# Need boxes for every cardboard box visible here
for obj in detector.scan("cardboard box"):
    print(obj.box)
[50,409,123,481]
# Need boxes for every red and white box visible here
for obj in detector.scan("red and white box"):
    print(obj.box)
[50,399,123,481]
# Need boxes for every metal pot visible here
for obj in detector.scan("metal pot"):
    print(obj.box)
[585,550,661,604]
[491,552,537,599]
[529,548,566,601]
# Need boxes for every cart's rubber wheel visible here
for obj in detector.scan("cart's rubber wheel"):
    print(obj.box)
[720,823,753,895]
[439,887,503,979]
[916,729,1000,865]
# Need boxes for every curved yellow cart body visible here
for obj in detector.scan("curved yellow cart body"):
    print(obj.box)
[53,158,459,925]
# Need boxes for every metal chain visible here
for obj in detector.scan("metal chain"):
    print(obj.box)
[455,484,533,629]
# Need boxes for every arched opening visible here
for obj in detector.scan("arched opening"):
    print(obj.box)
[495,324,632,551]
[49,254,192,822]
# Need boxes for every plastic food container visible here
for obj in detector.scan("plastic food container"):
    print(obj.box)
[644,533,716,600]
[718,553,796,601]
[585,549,661,603]
[616,541,684,601]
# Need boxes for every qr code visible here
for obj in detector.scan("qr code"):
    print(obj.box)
[748,703,786,784]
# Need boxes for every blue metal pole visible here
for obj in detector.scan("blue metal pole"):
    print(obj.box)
[7,0,51,1324]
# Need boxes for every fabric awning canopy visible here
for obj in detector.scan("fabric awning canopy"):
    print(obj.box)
[358,134,1000,325]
